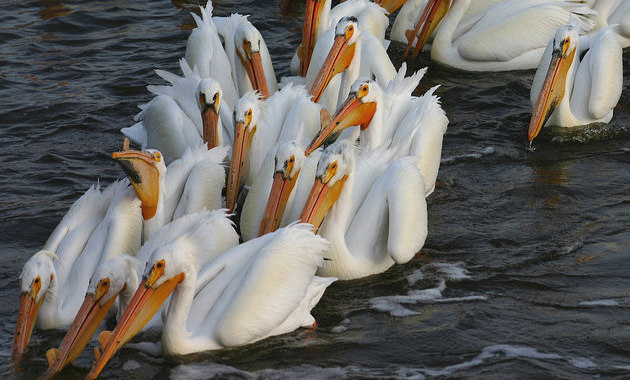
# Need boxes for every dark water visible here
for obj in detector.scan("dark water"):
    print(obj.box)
[2,1,630,379]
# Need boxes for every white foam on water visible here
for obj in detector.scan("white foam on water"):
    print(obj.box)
[126,341,162,357]
[562,240,583,254]
[579,299,619,307]
[406,269,424,286]
[567,357,597,369]
[331,318,351,334]
[422,344,563,377]
[170,363,348,380]
[123,359,142,371]
[441,147,495,164]
[614,364,630,370]
[370,280,446,317]
[428,262,471,281]
[170,362,254,379]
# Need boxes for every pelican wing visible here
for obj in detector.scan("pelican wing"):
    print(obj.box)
[575,27,623,121]
[346,157,427,265]
[457,2,595,63]
[172,146,229,220]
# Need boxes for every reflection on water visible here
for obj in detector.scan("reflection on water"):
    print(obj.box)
[39,1,72,20]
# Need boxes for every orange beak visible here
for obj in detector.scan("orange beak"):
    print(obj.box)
[237,47,270,99]
[305,93,376,156]
[86,273,184,380]
[308,34,356,103]
[297,0,325,76]
[374,0,408,13]
[299,175,348,232]
[226,121,256,213]
[201,96,220,149]
[112,150,159,220]
[404,0,450,58]
[528,46,575,142]
[46,288,123,374]
[11,291,44,358]
[258,169,301,236]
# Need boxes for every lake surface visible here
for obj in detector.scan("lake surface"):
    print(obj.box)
[2,1,630,379]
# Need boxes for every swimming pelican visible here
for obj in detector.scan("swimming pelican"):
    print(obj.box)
[12,181,143,357]
[591,0,630,48]
[306,15,396,111]
[307,64,427,154]
[291,0,390,77]
[45,209,239,375]
[299,140,428,280]
[122,62,233,158]
[226,84,323,212]
[403,0,597,71]
[528,23,623,142]
[85,223,335,379]
[113,140,228,242]
[185,2,239,107]
[252,72,447,249]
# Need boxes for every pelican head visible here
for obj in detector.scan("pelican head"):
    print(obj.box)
[258,141,306,236]
[308,16,361,103]
[528,24,578,142]
[404,0,453,58]
[235,22,271,98]
[112,143,166,220]
[197,78,223,149]
[306,78,378,155]
[226,92,262,213]
[300,140,354,231]
[12,251,56,357]
[45,255,140,374]
[86,242,189,380]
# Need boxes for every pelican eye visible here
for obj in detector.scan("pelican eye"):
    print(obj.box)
[289,157,295,163]
[154,152,162,162]
[34,277,40,284]
[156,261,163,269]
[247,110,252,116]
[199,92,206,106]
[101,280,108,287]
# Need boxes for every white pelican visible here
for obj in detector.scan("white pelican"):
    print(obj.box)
[306,15,396,111]
[528,23,623,142]
[389,0,504,47]
[11,180,143,357]
[122,62,233,158]
[225,84,323,212]
[201,7,277,99]
[185,2,239,107]
[251,73,447,252]
[113,141,228,242]
[240,140,322,240]
[306,64,428,155]
[299,140,428,279]
[591,0,630,48]
[85,223,335,379]
[291,0,390,77]
[45,209,239,375]
[402,0,597,71]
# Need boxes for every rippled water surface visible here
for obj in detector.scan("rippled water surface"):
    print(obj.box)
[2,1,630,379]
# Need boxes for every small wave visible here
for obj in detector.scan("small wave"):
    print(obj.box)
[371,263,483,317]
[170,362,348,380]
[441,147,494,164]
[579,299,619,307]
